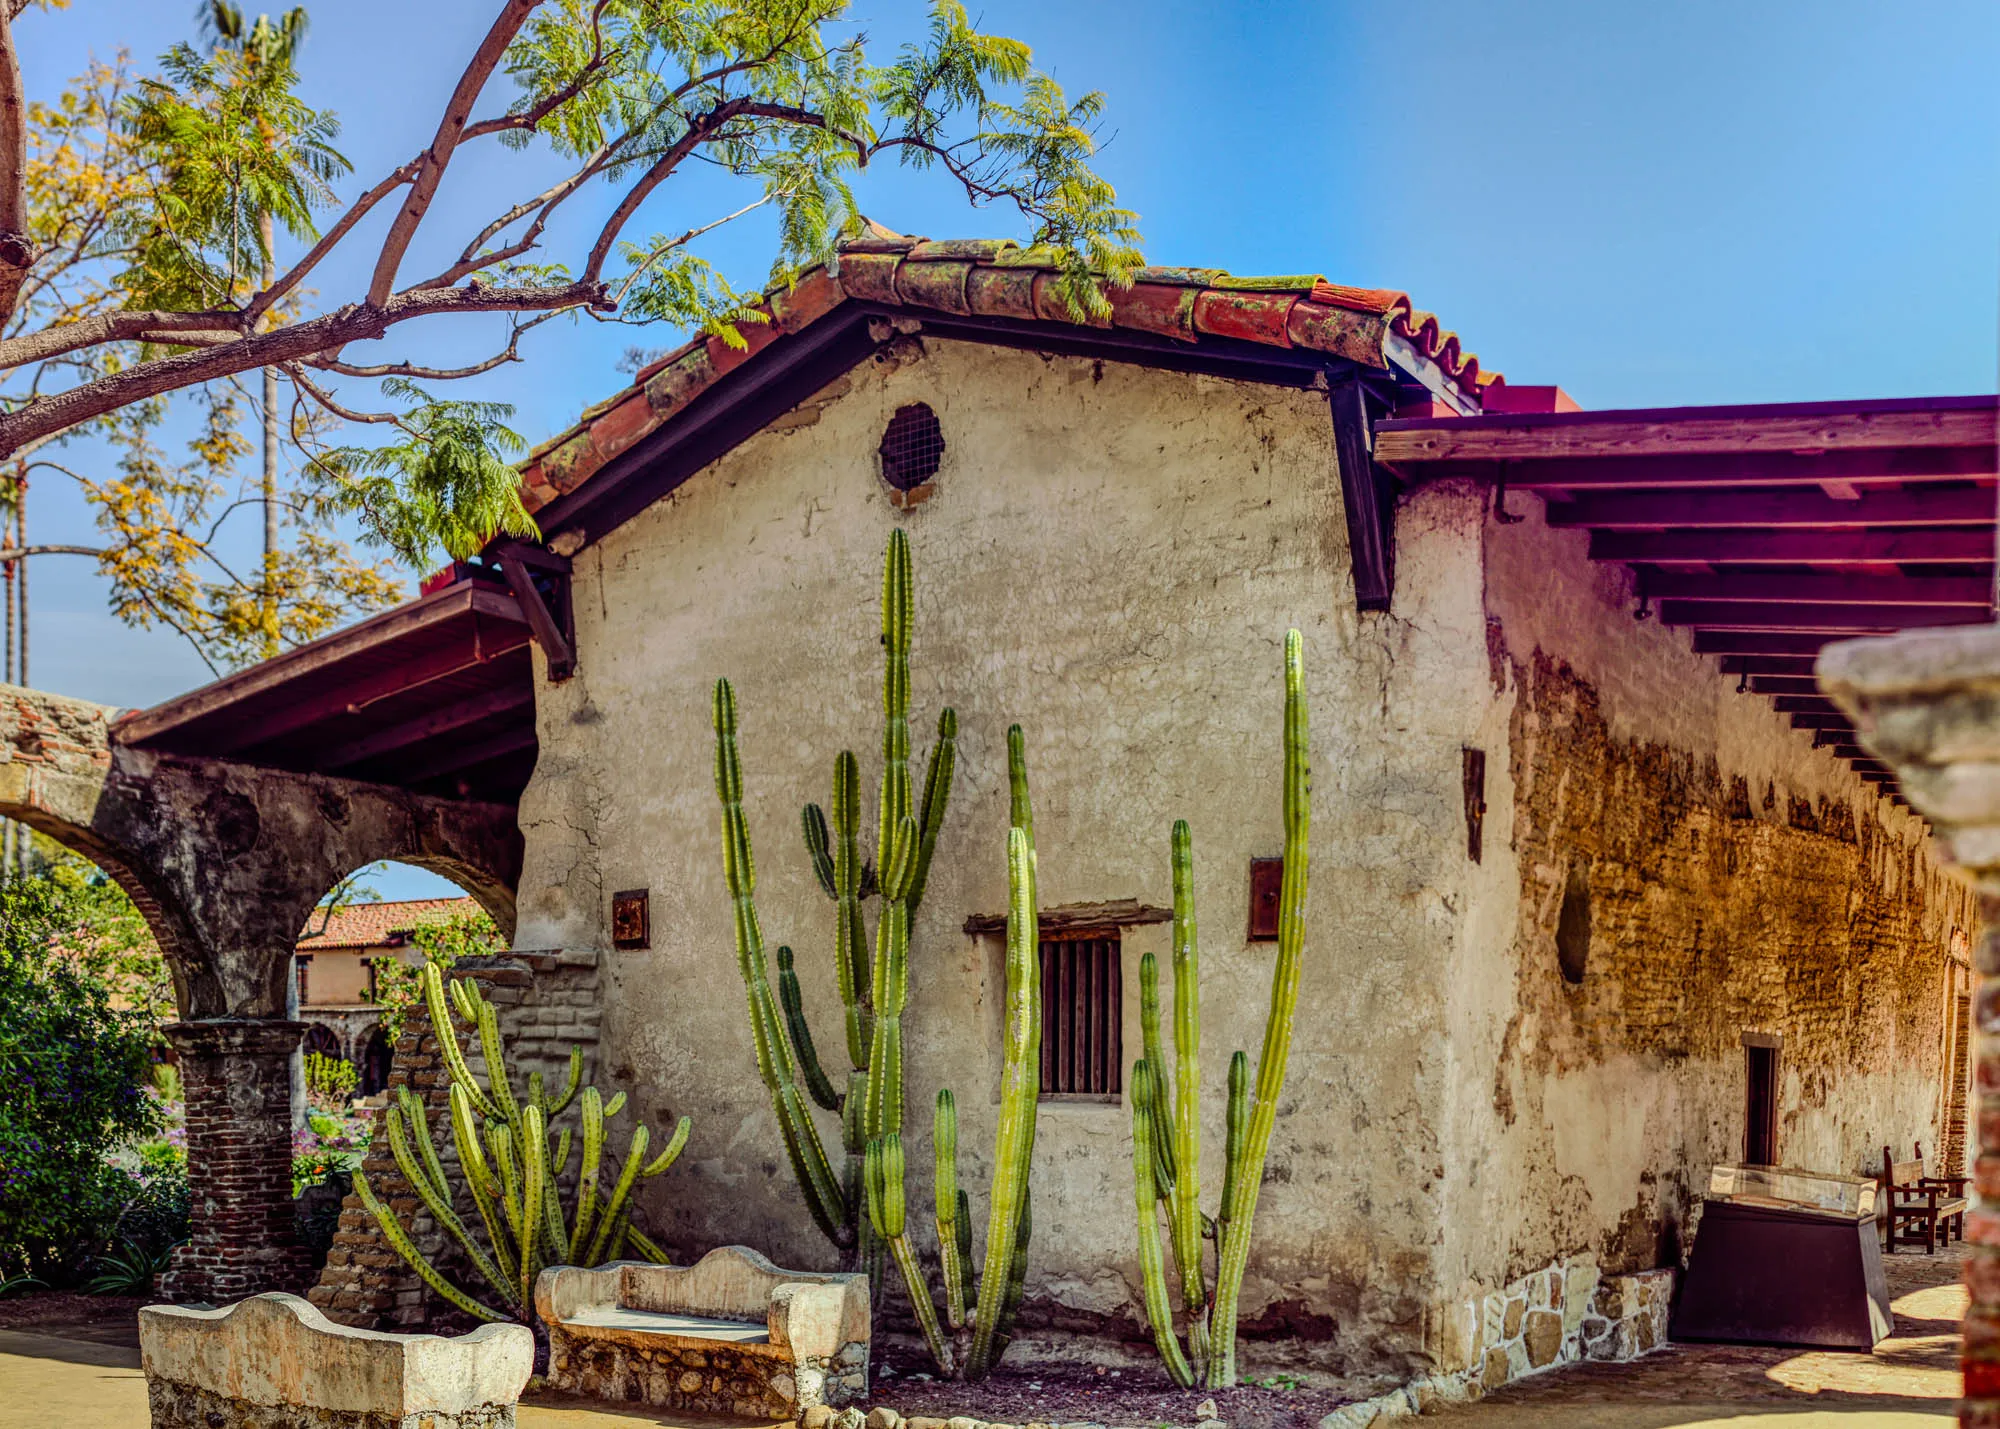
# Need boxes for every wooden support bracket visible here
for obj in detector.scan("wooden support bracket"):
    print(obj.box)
[1329,376,1396,612]
[493,541,576,682]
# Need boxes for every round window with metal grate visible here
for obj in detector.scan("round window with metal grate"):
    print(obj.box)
[879,402,945,492]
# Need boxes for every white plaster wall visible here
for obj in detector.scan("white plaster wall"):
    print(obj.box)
[514,339,1495,1373]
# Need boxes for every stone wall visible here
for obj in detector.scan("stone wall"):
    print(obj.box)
[309,951,602,1329]
[1432,490,1973,1329]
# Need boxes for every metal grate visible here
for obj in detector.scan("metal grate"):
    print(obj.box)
[879,403,946,491]
[1039,930,1121,1097]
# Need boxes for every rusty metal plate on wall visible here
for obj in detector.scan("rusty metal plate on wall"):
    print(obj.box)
[1248,858,1283,941]
[612,888,650,950]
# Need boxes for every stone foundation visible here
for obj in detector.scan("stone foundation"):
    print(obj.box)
[308,950,601,1330]
[545,1329,865,1420]
[145,1379,517,1429]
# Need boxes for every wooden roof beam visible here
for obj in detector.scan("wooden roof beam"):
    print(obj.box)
[1719,655,1822,677]
[1753,676,1835,694]
[1788,711,1854,731]
[1549,484,1997,530]
[1639,571,1992,606]
[321,684,538,773]
[1593,527,1995,564]
[1694,631,1850,656]
[1398,445,1995,491]
[1657,600,1980,630]
[1373,394,1998,463]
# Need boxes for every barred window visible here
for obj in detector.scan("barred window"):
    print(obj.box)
[1040,930,1122,1099]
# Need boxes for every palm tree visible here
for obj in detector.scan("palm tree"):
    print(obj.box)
[200,3,311,660]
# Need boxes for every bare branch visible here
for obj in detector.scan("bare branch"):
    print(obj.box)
[0,279,604,455]
[247,158,422,324]
[0,542,102,559]
[367,0,547,305]
[306,307,562,379]
[0,308,243,373]
[283,363,405,426]
[460,0,614,143]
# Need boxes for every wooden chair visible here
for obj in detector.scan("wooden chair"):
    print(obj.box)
[1883,1144,1968,1253]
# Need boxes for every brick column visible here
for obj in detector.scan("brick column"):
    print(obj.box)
[158,1019,314,1303]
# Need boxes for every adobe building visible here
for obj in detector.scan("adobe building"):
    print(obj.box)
[7,232,1990,1381]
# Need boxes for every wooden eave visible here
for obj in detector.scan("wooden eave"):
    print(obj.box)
[1377,392,2000,803]
[115,574,538,803]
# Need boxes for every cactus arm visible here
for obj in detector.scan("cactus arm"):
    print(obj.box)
[933,1088,969,1329]
[585,1122,650,1266]
[425,967,496,1119]
[448,975,480,1026]
[518,1105,546,1306]
[551,1127,574,1179]
[547,1047,584,1118]
[490,1122,523,1242]
[991,1184,1033,1361]
[476,998,520,1129]
[905,708,957,914]
[1208,629,1310,1388]
[448,1086,515,1284]
[803,803,838,898]
[1168,819,1210,1369]
[1005,725,1034,857]
[954,1186,975,1303]
[355,1172,508,1323]
[642,1116,693,1177]
[776,945,842,1112]
[1131,1062,1197,1386]
[867,1133,954,1375]
[967,824,1041,1378]
[865,816,918,1140]
[571,1086,605,1252]
[542,1164,572,1265]
[384,1100,518,1312]
[877,529,915,875]
[831,750,872,1068]
[1137,953,1177,1195]
[714,677,851,1248]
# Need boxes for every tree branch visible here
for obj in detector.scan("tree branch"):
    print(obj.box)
[460,0,613,143]
[247,158,422,324]
[0,10,35,326]
[0,280,603,455]
[0,542,102,560]
[366,0,547,305]
[283,363,406,426]
[0,308,245,373]
[305,307,561,379]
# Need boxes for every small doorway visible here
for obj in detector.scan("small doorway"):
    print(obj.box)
[1743,1031,1781,1165]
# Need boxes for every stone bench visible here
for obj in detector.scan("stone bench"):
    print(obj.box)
[138,1292,534,1429]
[535,1246,869,1420]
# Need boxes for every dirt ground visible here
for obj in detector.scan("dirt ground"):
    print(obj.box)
[0,1242,1967,1429]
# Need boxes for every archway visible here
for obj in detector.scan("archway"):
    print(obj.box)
[358,1027,393,1098]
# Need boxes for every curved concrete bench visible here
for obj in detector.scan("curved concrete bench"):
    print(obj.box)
[139,1292,534,1428]
[536,1246,869,1419]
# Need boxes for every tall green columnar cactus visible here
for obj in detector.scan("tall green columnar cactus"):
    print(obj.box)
[712,528,958,1267]
[1131,629,1310,1387]
[355,963,691,1327]
[864,727,1041,1380]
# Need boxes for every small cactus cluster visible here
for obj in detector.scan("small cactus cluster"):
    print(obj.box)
[355,962,690,1325]
[713,530,1043,1378]
[1130,628,1310,1387]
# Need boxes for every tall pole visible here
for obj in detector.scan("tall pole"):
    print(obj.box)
[259,214,280,660]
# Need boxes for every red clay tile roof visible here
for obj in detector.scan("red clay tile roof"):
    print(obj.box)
[296,896,482,951]
[515,232,1496,515]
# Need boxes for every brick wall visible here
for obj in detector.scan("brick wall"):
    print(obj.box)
[309,950,601,1329]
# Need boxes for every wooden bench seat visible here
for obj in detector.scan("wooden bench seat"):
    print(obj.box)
[1883,1143,1968,1254]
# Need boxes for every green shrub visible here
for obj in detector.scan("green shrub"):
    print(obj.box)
[0,876,162,1282]
[304,1051,358,1110]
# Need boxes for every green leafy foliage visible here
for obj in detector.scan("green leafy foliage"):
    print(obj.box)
[303,1050,358,1109]
[84,1237,177,1297]
[366,907,503,1049]
[0,875,163,1283]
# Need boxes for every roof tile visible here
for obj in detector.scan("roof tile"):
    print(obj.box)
[514,235,1496,519]
[297,896,482,951]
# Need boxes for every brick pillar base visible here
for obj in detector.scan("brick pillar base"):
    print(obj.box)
[158,1019,314,1304]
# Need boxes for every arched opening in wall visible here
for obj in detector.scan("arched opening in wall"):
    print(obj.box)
[0,830,190,1283]
[294,860,507,1267]
[1555,863,1591,985]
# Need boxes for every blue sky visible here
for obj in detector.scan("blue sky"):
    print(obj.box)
[13,1,1997,899]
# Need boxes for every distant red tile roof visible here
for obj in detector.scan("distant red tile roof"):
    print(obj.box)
[515,230,1497,515]
[296,896,482,951]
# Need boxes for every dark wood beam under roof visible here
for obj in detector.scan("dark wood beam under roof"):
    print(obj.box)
[115,572,539,804]
[1382,392,1998,798]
